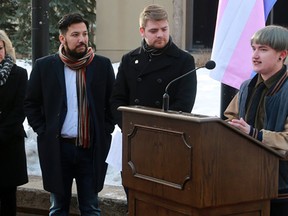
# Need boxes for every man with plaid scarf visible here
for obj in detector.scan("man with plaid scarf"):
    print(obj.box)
[25,13,115,215]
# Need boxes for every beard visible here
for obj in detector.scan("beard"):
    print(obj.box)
[65,42,88,59]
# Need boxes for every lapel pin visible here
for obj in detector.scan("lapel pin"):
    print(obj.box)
[135,60,139,64]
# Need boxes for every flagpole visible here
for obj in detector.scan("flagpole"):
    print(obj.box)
[220,83,238,119]
[32,0,49,66]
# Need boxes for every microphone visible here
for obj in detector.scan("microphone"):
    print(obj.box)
[162,60,216,112]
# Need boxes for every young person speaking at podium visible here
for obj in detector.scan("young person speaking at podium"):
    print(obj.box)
[224,25,288,216]
[25,13,115,215]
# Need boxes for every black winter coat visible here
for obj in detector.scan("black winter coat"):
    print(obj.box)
[110,42,197,128]
[0,64,28,188]
[24,54,115,194]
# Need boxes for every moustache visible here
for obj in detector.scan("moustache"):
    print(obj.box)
[77,43,87,48]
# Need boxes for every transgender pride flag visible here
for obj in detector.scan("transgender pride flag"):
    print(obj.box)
[210,0,277,89]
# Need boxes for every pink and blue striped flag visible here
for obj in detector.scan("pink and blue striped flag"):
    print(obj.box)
[210,0,277,89]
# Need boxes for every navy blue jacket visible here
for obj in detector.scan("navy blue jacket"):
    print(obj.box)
[238,69,288,191]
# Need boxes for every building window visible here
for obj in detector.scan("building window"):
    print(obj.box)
[186,0,288,51]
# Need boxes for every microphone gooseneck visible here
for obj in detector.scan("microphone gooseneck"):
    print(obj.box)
[162,60,216,112]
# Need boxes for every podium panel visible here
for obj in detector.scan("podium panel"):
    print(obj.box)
[130,190,270,216]
[120,106,282,215]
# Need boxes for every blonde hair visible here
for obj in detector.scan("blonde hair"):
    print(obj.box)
[139,4,168,28]
[0,30,16,63]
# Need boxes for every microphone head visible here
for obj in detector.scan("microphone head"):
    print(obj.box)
[205,60,216,70]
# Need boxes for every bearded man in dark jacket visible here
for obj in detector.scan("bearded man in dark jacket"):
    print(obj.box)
[25,13,115,215]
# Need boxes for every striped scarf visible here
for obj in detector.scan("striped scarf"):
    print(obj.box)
[59,44,94,148]
[0,55,14,86]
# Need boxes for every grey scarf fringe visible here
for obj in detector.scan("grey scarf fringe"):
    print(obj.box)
[0,55,14,86]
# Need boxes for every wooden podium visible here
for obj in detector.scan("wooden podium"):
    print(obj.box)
[119,106,285,216]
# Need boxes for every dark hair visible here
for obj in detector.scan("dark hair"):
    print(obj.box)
[58,13,89,34]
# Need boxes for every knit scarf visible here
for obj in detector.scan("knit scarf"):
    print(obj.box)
[59,44,94,148]
[142,36,172,58]
[0,55,14,86]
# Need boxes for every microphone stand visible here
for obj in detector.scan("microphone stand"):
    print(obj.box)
[162,65,205,112]
[162,60,216,112]
[162,92,170,112]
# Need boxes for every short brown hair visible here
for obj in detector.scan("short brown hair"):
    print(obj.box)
[139,4,168,28]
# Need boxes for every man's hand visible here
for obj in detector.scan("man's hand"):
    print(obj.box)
[228,118,251,134]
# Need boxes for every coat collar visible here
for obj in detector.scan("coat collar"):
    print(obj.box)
[130,41,180,58]
[248,65,288,97]
[53,54,65,90]
[53,54,96,97]
[129,42,181,76]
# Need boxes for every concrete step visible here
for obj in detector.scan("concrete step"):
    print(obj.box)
[17,175,127,215]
